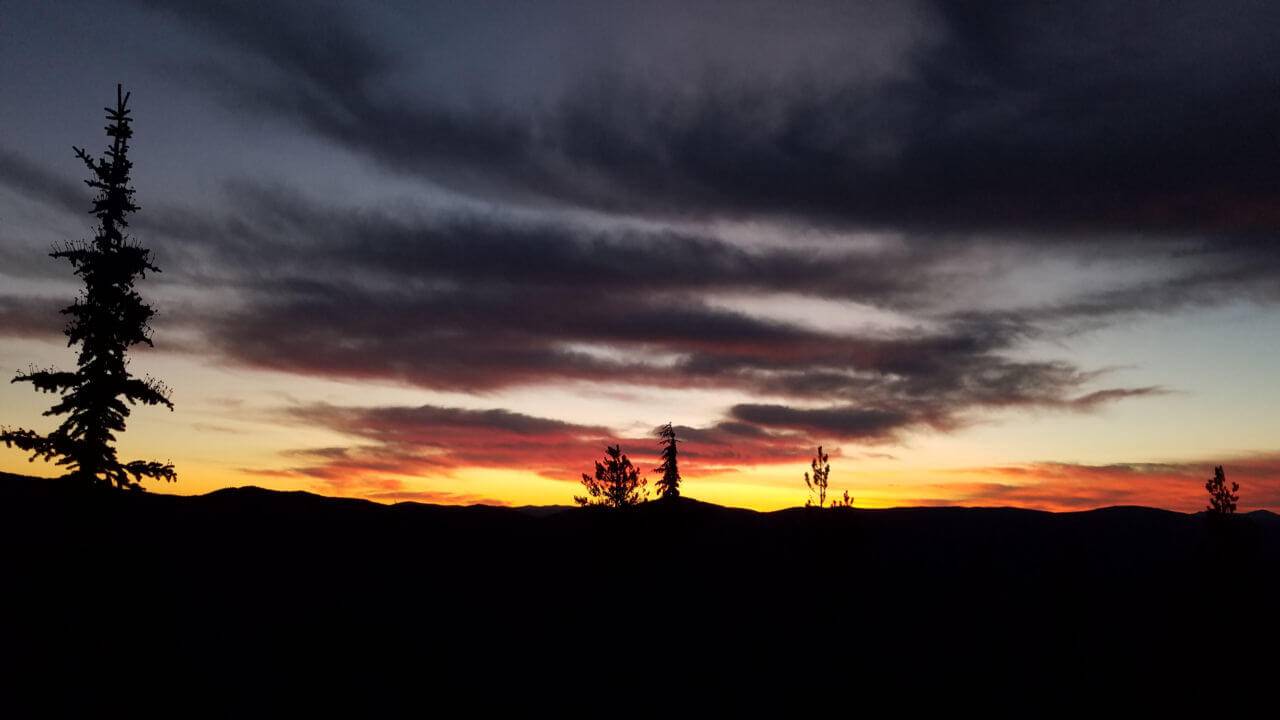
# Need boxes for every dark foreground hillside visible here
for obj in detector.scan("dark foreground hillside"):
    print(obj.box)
[3,472,1278,708]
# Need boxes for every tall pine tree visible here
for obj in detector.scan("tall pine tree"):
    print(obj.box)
[653,422,681,498]
[0,85,176,490]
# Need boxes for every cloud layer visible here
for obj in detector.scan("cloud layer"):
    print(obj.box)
[142,1,1280,233]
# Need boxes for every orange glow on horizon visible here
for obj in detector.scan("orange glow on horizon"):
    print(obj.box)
[9,454,1277,514]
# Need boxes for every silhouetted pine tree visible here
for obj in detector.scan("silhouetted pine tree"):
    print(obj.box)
[576,444,647,507]
[1205,465,1238,515]
[0,85,175,490]
[804,446,830,508]
[653,422,681,499]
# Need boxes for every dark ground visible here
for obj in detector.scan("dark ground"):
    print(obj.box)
[3,471,1277,709]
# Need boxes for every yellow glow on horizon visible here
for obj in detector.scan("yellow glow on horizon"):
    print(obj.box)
[0,458,1022,512]
[5,329,1279,513]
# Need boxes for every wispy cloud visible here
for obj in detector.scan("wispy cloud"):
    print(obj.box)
[914,455,1280,512]
[243,402,820,491]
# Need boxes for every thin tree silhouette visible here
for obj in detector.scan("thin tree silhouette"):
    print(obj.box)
[0,85,175,490]
[576,444,647,507]
[804,446,830,508]
[653,422,681,499]
[1205,465,1238,515]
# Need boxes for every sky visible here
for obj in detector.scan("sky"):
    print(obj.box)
[1,0,1279,511]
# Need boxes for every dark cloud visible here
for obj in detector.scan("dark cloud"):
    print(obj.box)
[1068,387,1168,409]
[135,0,544,195]
[191,181,928,305]
[200,271,1160,439]
[140,1,1280,234]
[730,404,917,441]
[1024,243,1280,326]
[728,385,1165,441]
[0,147,85,217]
[0,295,65,340]
[0,167,1166,440]
[219,249,1162,437]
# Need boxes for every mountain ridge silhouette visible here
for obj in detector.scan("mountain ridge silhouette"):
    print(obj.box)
[6,471,1273,519]
[4,470,1277,705]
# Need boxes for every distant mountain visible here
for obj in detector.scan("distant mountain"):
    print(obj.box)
[506,504,576,517]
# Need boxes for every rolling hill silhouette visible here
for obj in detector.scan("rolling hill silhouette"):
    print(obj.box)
[3,471,1276,706]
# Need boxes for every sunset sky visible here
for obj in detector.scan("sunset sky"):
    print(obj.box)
[2,1,1278,511]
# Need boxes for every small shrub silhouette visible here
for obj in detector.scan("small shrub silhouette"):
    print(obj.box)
[831,489,854,509]
[576,444,648,507]
[1205,465,1238,515]
[653,422,681,499]
[0,85,175,489]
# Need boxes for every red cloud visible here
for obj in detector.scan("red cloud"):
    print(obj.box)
[911,455,1280,512]
[242,403,820,502]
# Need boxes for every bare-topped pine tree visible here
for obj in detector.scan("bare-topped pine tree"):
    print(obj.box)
[653,422,681,499]
[0,85,175,490]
